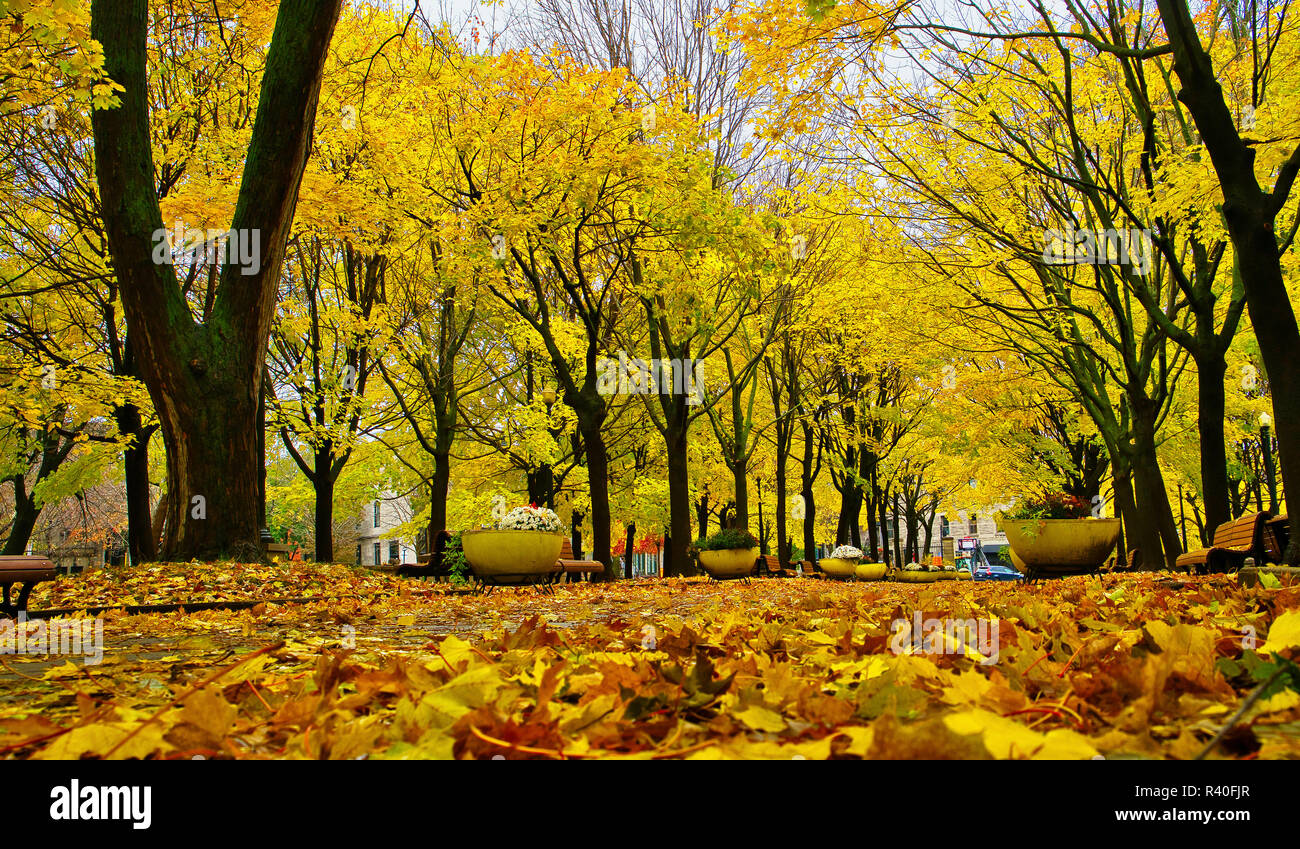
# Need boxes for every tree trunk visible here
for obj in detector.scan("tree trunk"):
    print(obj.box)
[2,427,74,555]
[775,456,789,567]
[429,449,451,550]
[1112,460,1135,566]
[891,494,903,567]
[665,427,695,577]
[1195,354,1231,538]
[90,0,343,561]
[3,476,40,556]
[1156,0,1300,563]
[115,402,156,563]
[731,459,749,530]
[623,521,636,579]
[313,442,334,563]
[571,509,585,559]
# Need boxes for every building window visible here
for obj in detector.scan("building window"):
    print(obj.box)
[372,543,381,565]
[373,501,381,528]
[968,513,978,535]
[389,541,399,563]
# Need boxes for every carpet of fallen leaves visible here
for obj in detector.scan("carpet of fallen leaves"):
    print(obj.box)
[2,562,1299,759]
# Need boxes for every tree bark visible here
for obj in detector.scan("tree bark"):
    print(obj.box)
[1156,0,1300,563]
[1195,354,1231,538]
[115,402,156,563]
[90,0,342,560]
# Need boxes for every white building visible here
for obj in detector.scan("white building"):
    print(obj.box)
[355,494,418,567]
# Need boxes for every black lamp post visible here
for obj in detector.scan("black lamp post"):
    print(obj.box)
[756,476,766,555]
[540,387,559,510]
[1260,412,1278,514]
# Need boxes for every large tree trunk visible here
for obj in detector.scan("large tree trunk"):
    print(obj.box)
[664,426,695,577]
[313,442,334,563]
[429,448,451,546]
[115,402,156,563]
[1156,0,1300,563]
[90,0,343,561]
[1195,354,1231,539]
[731,458,749,530]
[581,423,614,581]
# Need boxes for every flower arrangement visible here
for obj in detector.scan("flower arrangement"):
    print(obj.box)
[496,504,563,533]
[828,544,864,561]
[1001,492,1093,520]
[697,527,759,551]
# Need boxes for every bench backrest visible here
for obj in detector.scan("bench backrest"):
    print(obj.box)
[1211,512,1268,552]
[0,555,56,580]
[560,538,574,560]
[1263,516,1289,562]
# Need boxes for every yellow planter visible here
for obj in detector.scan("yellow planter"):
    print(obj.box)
[697,547,759,578]
[819,557,858,578]
[1000,518,1121,576]
[461,529,564,579]
[896,569,940,583]
[855,562,888,581]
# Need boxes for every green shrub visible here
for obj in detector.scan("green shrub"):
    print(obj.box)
[698,527,759,551]
[444,531,470,583]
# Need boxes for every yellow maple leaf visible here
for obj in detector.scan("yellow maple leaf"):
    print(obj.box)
[945,709,1098,760]
[1260,610,1300,653]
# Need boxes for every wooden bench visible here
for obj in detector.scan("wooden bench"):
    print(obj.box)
[557,538,603,582]
[1176,511,1271,574]
[1264,515,1290,563]
[756,554,794,578]
[1,555,56,618]
[398,530,453,579]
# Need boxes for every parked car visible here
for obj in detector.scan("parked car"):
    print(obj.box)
[967,545,1024,582]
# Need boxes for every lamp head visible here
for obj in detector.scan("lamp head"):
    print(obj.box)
[1260,411,1273,428]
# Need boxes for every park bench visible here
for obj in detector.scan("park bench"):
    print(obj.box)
[1264,515,1290,562]
[1,555,56,618]
[1175,511,1272,574]
[755,554,794,578]
[557,538,603,583]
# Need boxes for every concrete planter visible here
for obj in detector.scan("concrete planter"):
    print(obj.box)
[461,529,564,582]
[697,547,759,579]
[854,562,888,581]
[819,557,858,579]
[1000,518,1121,577]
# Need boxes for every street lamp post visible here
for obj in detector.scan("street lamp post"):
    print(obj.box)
[1260,412,1278,514]
[541,387,559,510]
[1177,483,1187,552]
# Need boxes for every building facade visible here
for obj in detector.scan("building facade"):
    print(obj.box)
[355,494,418,567]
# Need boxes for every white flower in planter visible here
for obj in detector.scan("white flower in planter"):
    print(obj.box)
[829,544,864,561]
[497,505,563,534]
